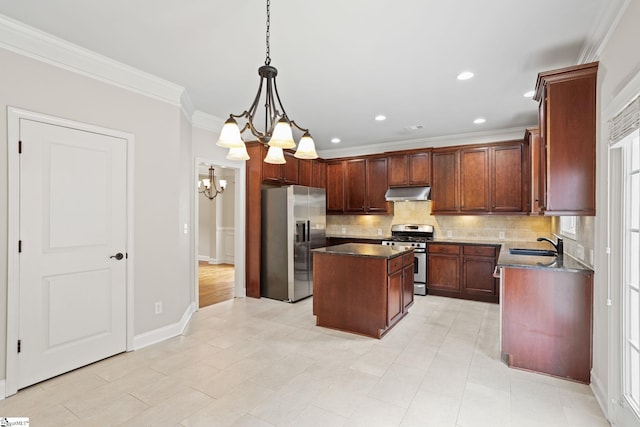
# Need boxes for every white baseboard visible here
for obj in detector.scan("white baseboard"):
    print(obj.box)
[197,255,209,262]
[591,371,611,422]
[132,302,196,350]
[0,379,5,399]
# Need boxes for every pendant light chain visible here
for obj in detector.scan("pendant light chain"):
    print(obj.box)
[265,0,271,65]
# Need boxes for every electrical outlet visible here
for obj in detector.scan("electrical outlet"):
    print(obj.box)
[377,229,383,236]
[154,301,163,315]
[576,244,585,260]
[499,231,505,240]
[589,249,594,265]
[341,227,346,235]
[447,230,453,239]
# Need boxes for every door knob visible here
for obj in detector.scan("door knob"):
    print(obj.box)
[110,252,124,260]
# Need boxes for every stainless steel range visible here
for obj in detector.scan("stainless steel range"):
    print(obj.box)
[382,224,434,295]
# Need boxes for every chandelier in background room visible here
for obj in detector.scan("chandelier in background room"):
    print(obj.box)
[199,166,227,200]
[216,0,318,164]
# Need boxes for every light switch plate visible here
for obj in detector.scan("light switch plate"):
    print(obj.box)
[499,231,505,240]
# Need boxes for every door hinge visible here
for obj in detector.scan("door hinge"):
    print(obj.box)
[18,240,22,253]
[18,140,22,154]
[17,340,21,353]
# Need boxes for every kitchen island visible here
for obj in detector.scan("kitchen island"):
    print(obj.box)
[312,243,414,338]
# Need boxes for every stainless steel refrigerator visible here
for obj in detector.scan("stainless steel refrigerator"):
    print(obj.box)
[261,185,326,302]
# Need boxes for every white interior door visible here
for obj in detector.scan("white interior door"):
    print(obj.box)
[17,118,128,389]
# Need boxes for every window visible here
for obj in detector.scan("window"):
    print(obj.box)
[622,130,639,417]
[560,216,577,239]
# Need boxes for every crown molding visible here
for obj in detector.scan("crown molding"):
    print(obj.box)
[317,126,530,159]
[0,13,185,106]
[578,0,631,63]
[192,111,224,133]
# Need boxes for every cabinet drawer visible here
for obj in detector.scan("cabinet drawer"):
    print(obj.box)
[388,256,403,273]
[428,243,460,255]
[463,245,497,257]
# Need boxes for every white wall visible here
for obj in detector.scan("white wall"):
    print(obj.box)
[591,0,640,419]
[0,47,192,378]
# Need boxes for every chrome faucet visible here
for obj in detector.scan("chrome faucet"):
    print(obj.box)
[537,236,563,258]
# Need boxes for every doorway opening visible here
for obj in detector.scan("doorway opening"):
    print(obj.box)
[196,161,237,308]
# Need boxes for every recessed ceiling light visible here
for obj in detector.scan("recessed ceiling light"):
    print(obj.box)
[331,138,341,144]
[457,71,474,80]
[474,118,486,124]
[523,90,535,98]
[374,115,386,121]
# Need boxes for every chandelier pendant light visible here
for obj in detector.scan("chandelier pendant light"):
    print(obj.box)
[199,166,227,200]
[216,0,318,164]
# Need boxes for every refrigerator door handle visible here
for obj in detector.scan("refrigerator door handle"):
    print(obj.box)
[307,220,311,242]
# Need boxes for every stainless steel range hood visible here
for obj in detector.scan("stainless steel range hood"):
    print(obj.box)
[384,186,431,201]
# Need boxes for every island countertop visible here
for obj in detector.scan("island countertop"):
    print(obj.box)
[312,243,412,259]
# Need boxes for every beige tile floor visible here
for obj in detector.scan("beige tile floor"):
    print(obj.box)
[0,295,611,426]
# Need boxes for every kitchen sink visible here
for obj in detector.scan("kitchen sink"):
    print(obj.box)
[509,248,557,256]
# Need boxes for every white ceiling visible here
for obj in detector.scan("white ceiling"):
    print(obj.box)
[0,0,622,157]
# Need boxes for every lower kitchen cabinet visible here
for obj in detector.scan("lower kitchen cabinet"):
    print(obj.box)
[501,267,593,383]
[427,242,499,303]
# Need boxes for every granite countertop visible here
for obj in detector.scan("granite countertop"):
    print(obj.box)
[325,234,391,240]
[313,243,412,259]
[429,239,593,273]
[495,241,593,273]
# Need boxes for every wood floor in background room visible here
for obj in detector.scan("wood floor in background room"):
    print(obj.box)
[199,262,234,308]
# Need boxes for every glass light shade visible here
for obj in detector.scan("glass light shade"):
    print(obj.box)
[226,145,250,161]
[294,133,318,159]
[202,178,211,188]
[264,146,286,164]
[216,118,245,148]
[219,179,228,189]
[268,118,296,149]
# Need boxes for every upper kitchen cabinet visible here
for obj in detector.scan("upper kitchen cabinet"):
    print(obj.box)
[298,158,327,189]
[326,160,345,213]
[345,156,390,214]
[388,149,432,187]
[431,149,459,213]
[262,147,299,185]
[432,141,527,215]
[491,141,527,212]
[460,146,490,212]
[525,128,543,214]
[533,62,598,216]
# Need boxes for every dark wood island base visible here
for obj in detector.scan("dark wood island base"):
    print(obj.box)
[312,243,414,339]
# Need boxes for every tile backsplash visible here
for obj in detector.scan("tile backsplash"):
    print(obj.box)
[326,201,552,242]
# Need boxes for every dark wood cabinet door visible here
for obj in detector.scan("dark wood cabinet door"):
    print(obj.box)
[326,161,345,212]
[365,156,388,212]
[526,128,543,213]
[427,254,460,292]
[345,159,366,212]
[491,143,524,212]
[534,62,597,215]
[462,256,496,296]
[261,155,283,184]
[408,151,431,185]
[298,159,313,187]
[312,160,327,189]
[388,154,409,187]
[431,150,459,212]
[403,263,414,310]
[460,147,489,212]
[282,151,299,184]
[387,268,403,325]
